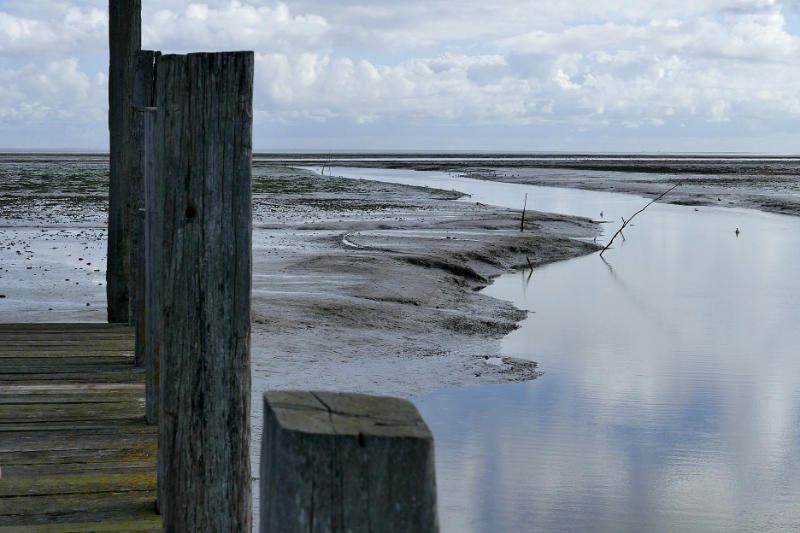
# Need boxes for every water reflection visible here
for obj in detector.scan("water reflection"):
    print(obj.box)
[330,167,800,532]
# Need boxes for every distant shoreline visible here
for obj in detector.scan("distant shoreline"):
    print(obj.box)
[1,151,799,159]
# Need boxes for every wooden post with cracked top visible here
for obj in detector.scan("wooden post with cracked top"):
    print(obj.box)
[261,391,440,533]
[153,52,254,532]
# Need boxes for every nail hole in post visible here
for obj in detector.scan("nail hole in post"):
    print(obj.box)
[185,206,196,219]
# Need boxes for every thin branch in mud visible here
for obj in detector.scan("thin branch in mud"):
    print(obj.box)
[326,149,332,176]
[521,193,528,232]
[526,256,534,271]
[620,218,626,241]
[600,183,680,257]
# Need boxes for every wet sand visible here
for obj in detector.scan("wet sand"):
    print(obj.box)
[257,154,800,217]
[4,154,796,397]
[247,165,601,398]
[0,157,600,397]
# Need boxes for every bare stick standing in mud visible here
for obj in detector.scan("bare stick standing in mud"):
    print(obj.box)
[600,183,680,257]
[521,193,528,232]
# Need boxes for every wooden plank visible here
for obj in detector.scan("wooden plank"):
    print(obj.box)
[0,324,132,331]
[0,334,134,341]
[0,517,161,533]
[0,392,143,404]
[0,403,144,424]
[0,327,134,340]
[1,353,132,360]
[1,444,155,464]
[1,356,132,364]
[0,492,158,526]
[0,340,133,347]
[0,428,153,452]
[4,465,156,480]
[0,347,133,353]
[0,376,142,384]
[0,352,133,359]
[1,446,155,468]
[0,368,144,376]
[0,359,134,368]
[0,324,159,531]
[0,473,155,497]
[0,421,149,432]
[0,385,144,392]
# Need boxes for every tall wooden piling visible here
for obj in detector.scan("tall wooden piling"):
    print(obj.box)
[153,52,254,532]
[143,106,159,426]
[132,50,158,367]
[261,391,440,533]
[108,0,142,323]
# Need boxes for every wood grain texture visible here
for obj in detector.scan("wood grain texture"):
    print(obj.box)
[153,51,254,532]
[0,324,160,531]
[261,391,440,533]
[132,49,159,368]
[108,0,142,323]
[143,106,159,427]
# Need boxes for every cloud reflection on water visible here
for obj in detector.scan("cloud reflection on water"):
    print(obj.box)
[409,183,800,532]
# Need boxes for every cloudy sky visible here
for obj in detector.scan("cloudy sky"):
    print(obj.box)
[0,0,799,151]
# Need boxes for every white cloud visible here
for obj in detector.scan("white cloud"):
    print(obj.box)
[0,57,107,124]
[0,0,799,149]
[143,2,330,54]
[0,6,106,57]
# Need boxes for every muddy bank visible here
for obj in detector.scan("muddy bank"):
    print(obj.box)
[248,164,599,397]
[0,158,600,397]
[255,154,800,217]
[456,167,800,218]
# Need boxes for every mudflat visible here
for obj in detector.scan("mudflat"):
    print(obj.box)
[247,164,599,398]
[264,153,800,216]
[0,155,600,399]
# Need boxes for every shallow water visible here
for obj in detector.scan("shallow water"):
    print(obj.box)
[332,167,800,532]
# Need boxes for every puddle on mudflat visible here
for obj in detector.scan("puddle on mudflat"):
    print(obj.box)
[330,167,800,533]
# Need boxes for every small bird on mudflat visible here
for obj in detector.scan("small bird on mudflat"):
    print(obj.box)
[735,228,740,236]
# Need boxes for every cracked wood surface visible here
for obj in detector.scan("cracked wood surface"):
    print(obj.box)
[153,51,254,533]
[261,391,440,533]
[0,323,160,532]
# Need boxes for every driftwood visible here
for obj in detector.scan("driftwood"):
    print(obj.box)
[599,183,680,257]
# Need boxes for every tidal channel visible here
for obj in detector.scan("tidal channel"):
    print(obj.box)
[330,167,800,533]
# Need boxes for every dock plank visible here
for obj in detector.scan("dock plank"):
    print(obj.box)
[0,324,160,531]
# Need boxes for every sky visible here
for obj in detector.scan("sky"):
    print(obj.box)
[0,0,799,152]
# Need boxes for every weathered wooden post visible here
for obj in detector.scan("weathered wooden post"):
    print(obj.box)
[108,0,141,323]
[132,49,158,367]
[153,52,254,531]
[143,105,159,426]
[261,391,440,533]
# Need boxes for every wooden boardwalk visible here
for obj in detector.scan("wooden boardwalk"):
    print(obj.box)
[0,323,160,532]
